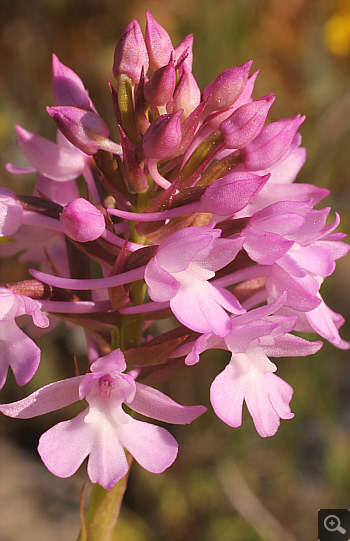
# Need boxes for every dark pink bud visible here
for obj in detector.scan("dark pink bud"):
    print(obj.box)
[173,63,201,120]
[220,94,275,149]
[60,198,106,242]
[174,34,194,71]
[144,57,176,106]
[47,106,110,155]
[51,54,92,110]
[113,20,149,84]
[202,61,253,110]
[145,11,174,70]
[143,111,183,160]
[241,114,306,170]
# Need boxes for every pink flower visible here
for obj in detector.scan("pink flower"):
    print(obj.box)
[184,297,322,436]
[0,349,206,489]
[266,208,349,311]
[145,225,245,336]
[211,356,295,437]
[0,287,49,390]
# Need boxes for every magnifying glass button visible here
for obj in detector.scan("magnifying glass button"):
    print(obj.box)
[324,514,347,534]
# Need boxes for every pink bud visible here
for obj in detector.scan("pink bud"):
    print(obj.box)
[113,20,149,84]
[200,172,270,215]
[173,63,201,119]
[220,94,275,149]
[47,106,110,155]
[60,198,105,242]
[241,114,306,170]
[51,54,92,110]
[174,34,194,71]
[145,11,174,70]
[144,57,176,106]
[143,111,182,160]
[202,61,253,110]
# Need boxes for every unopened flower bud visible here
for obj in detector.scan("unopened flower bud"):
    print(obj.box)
[47,106,118,155]
[145,11,174,70]
[113,20,149,84]
[200,171,270,214]
[143,110,182,160]
[60,198,106,242]
[51,54,92,109]
[173,63,201,119]
[202,61,253,110]
[241,114,306,170]
[144,57,176,107]
[220,94,275,149]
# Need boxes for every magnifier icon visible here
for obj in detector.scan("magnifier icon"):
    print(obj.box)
[324,515,346,534]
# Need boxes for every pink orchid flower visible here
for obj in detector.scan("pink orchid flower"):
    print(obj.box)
[145,225,245,336]
[0,287,49,390]
[0,349,206,490]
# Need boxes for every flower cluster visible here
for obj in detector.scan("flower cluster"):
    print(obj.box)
[0,12,348,490]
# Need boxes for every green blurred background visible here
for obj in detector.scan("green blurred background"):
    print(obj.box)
[0,1,349,540]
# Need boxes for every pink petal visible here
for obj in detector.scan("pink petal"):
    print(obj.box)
[225,320,280,354]
[15,125,87,181]
[38,411,92,478]
[263,334,323,357]
[266,264,321,312]
[86,413,130,489]
[245,371,294,437]
[119,417,178,473]
[267,145,306,184]
[0,374,82,416]
[90,349,127,374]
[52,54,92,109]
[0,320,41,389]
[244,230,294,265]
[0,188,24,237]
[170,281,232,336]
[145,258,180,302]
[306,301,350,348]
[291,245,336,277]
[203,237,244,271]
[210,363,245,427]
[131,382,206,424]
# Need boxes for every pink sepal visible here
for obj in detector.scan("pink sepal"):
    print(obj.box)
[0,376,83,418]
[130,382,207,424]
[15,125,88,181]
[52,54,92,109]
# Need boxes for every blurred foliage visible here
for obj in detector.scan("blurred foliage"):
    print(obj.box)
[0,1,349,540]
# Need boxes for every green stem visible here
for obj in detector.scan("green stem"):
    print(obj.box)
[78,187,151,540]
[77,453,133,541]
